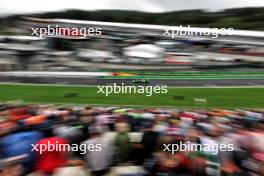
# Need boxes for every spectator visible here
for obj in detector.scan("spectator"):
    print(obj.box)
[114,122,131,164]
[82,125,113,176]
[34,128,69,175]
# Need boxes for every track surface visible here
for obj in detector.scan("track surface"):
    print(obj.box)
[1,75,264,86]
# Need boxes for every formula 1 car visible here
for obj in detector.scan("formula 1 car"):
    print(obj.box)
[132,79,150,84]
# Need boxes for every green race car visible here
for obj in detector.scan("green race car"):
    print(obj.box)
[132,79,150,84]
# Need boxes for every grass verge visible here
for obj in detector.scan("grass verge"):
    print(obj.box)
[0,84,264,108]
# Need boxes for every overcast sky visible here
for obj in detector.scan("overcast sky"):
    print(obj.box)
[1,0,264,16]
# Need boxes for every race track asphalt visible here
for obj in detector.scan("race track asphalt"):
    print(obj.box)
[1,75,264,87]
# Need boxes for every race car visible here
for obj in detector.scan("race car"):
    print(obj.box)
[132,79,150,84]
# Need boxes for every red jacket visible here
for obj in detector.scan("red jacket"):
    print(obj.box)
[35,137,69,174]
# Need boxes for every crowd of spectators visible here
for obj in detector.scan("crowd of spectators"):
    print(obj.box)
[0,103,263,176]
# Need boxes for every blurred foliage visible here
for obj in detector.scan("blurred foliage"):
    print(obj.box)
[35,8,264,30]
[2,7,264,31]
